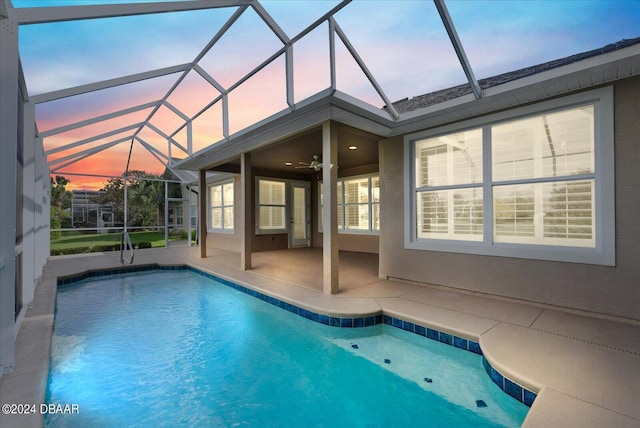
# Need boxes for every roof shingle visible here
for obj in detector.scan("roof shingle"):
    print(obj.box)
[387,37,640,114]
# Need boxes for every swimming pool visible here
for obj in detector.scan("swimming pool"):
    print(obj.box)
[46,269,530,427]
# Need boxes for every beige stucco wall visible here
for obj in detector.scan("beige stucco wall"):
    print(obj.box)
[206,231,240,252]
[312,232,380,254]
[379,77,640,321]
[338,234,379,254]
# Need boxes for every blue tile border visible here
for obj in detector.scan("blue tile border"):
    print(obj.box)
[482,355,537,407]
[57,264,536,407]
[56,264,187,285]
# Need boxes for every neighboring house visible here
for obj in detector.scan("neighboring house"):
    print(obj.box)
[165,166,200,236]
[178,38,640,322]
[70,190,114,229]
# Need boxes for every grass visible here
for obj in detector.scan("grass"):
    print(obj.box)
[51,231,179,250]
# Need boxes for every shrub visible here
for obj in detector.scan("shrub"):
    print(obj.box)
[136,241,152,249]
[50,208,62,240]
[93,244,120,252]
[50,206,71,239]
[51,244,124,256]
[50,246,92,256]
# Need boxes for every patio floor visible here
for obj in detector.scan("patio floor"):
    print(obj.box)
[1,245,639,427]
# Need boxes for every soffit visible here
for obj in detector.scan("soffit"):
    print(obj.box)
[213,124,380,175]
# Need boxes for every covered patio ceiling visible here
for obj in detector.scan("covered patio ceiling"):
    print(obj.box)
[6,0,640,189]
[208,123,380,176]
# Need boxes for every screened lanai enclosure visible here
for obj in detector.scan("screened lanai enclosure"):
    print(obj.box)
[2,0,640,380]
[9,0,483,261]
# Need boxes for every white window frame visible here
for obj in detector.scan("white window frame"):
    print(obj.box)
[190,202,197,228]
[174,202,183,227]
[207,179,235,233]
[414,129,484,242]
[256,177,288,234]
[319,173,380,235]
[404,86,615,266]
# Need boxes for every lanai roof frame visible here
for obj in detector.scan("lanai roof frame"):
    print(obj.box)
[9,0,490,183]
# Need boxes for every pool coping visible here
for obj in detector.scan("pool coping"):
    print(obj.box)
[56,263,538,408]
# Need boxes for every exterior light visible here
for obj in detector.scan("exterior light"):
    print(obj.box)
[285,162,292,166]
[348,145,358,150]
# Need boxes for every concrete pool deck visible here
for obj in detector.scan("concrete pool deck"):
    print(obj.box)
[1,246,639,427]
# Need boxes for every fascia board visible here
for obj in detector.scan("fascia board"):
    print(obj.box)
[390,47,640,137]
[175,89,398,172]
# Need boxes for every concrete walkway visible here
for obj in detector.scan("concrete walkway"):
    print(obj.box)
[1,246,639,427]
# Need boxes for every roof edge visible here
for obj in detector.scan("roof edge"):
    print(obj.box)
[389,37,640,115]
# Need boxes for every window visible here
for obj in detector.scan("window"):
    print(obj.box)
[405,87,614,265]
[492,107,595,247]
[415,130,483,241]
[257,179,286,232]
[319,174,380,234]
[208,181,234,232]
[174,203,183,227]
[371,176,380,231]
[190,202,197,228]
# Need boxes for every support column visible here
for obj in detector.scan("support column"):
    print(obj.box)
[164,180,169,247]
[186,121,192,155]
[187,186,192,247]
[322,121,339,294]
[0,13,19,376]
[240,152,252,270]
[198,168,207,258]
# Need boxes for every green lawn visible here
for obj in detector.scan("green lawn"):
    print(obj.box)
[50,231,179,253]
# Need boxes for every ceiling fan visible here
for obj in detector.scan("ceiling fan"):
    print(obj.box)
[296,155,326,171]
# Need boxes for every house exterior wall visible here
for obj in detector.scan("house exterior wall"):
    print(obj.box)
[204,175,293,253]
[0,30,49,376]
[205,169,382,254]
[311,230,380,254]
[0,22,20,375]
[379,77,640,321]
[338,234,379,254]
[206,230,241,253]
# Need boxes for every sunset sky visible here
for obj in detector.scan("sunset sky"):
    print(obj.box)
[13,0,640,190]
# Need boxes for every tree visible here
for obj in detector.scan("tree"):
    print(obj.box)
[50,175,72,236]
[128,171,163,228]
[92,177,125,225]
[50,175,72,210]
[92,170,176,229]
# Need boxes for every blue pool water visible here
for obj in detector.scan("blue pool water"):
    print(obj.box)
[46,270,529,427]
